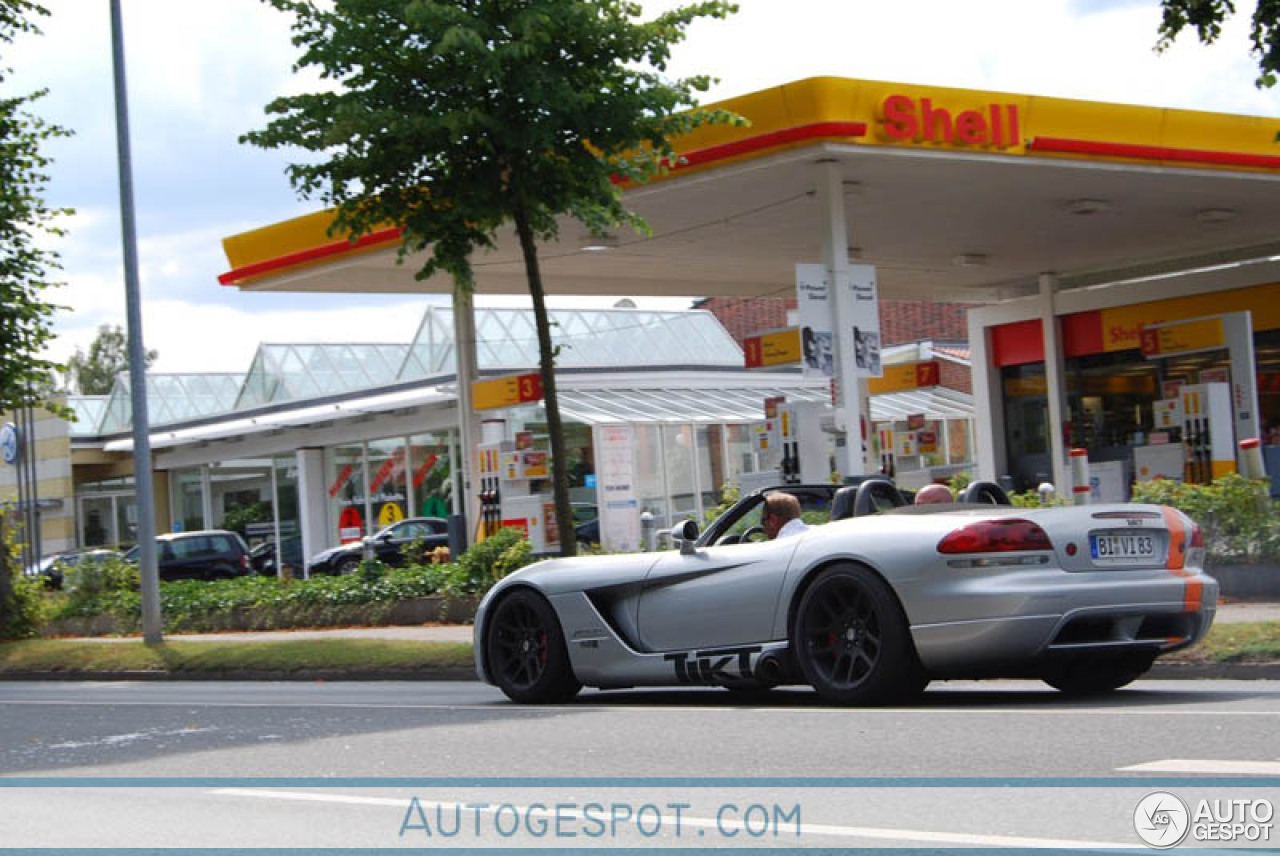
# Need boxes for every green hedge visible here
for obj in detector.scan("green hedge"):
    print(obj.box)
[1131,473,1280,564]
[47,531,540,635]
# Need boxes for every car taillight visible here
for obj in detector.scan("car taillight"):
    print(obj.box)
[241,554,250,571]
[937,519,1052,554]
[1188,522,1204,549]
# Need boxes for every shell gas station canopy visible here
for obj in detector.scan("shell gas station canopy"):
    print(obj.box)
[219,76,1280,304]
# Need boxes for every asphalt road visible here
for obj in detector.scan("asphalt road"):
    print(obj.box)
[2,679,1279,850]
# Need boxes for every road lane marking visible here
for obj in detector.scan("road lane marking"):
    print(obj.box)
[212,787,1136,849]
[1119,759,1280,775]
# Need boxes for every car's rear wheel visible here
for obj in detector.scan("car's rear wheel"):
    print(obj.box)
[1042,653,1154,695]
[337,557,360,576]
[485,589,580,704]
[793,564,926,705]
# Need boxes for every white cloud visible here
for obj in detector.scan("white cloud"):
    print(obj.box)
[12,0,1280,379]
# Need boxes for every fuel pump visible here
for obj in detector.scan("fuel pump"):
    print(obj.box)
[777,401,830,485]
[1180,382,1235,484]
[475,437,557,552]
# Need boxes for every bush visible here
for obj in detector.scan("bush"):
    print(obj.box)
[492,537,533,581]
[456,528,535,589]
[1131,474,1280,564]
[0,511,44,639]
[64,556,139,601]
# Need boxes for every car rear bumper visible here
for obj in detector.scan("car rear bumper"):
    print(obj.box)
[907,567,1218,676]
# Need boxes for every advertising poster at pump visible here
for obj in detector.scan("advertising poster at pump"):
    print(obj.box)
[595,424,639,551]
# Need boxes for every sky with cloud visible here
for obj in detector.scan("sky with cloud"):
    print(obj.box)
[5,0,1278,376]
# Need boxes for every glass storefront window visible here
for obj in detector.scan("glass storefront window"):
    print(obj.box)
[80,496,112,547]
[1002,363,1051,490]
[367,437,409,533]
[664,424,697,524]
[408,432,452,519]
[173,468,204,533]
[633,424,667,531]
[697,425,723,512]
[724,423,755,484]
[327,444,366,544]
[273,455,302,574]
[947,418,971,466]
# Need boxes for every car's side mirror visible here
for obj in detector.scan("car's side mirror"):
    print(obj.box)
[673,518,700,555]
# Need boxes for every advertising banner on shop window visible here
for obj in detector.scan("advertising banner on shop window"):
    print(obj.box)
[595,424,639,552]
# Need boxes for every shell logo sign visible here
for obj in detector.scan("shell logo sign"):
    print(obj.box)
[878,95,1021,149]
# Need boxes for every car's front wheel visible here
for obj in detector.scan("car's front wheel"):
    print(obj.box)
[336,557,360,576]
[792,563,926,705]
[1042,653,1154,695]
[485,589,581,704]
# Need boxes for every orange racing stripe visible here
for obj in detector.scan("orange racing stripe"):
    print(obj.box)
[1160,507,1202,612]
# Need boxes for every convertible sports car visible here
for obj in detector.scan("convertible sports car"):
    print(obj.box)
[474,480,1217,705]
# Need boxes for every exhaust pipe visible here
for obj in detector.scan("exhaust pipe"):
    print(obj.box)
[754,652,786,687]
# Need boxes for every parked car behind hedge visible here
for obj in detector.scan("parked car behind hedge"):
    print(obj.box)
[124,530,252,581]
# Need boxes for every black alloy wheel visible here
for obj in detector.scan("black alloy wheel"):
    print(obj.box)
[793,564,926,705]
[485,589,581,704]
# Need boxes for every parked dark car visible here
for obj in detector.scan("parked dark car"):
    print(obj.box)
[573,502,599,546]
[123,530,252,581]
[249,535,304,576]
[23,548,122,590]
[307,517,448,575]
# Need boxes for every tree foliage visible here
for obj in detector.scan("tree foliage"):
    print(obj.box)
[0,0,70,413]
[66,323,158,395]
[1157,0,1280,87]
[245,0,741,555]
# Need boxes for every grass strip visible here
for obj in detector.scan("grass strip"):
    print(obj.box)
[0,621,1275,675]
[1163,620,1280,663]
[0,639,473,674]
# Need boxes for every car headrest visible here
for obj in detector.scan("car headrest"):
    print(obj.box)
[852,479,907,517]
[831,485,858,521]
[960,480,1012,505]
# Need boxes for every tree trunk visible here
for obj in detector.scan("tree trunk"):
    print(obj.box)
[0,510,14,635]
[512,205,577,558]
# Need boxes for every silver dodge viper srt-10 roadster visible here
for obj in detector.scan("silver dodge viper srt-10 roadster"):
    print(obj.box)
[474,480,1217,705]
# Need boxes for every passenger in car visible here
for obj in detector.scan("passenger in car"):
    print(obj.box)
[914,484,954,505]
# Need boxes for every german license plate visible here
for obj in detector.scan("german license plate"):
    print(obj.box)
[1090,532,1158,563]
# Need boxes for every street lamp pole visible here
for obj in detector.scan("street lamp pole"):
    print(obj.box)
[109,0,162,644]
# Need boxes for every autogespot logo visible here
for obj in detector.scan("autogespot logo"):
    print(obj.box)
[1135,791,1191,848]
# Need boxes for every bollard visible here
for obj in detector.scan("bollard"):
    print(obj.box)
[640,510,655,552]
[1240,438,1267,480]
[1069,448,1091,505]
[1037,482,1057,506]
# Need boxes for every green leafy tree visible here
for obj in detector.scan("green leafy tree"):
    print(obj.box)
[0,0,70,414]
[66,323,158,395]
[1157,0,1280,87]
[244,0,741,556]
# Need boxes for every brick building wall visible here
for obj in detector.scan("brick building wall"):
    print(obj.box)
[694,296,972,347]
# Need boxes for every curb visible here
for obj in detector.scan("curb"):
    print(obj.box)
[1149,661,1280,680]
[0,667,477,682]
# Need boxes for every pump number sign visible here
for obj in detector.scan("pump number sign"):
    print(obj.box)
[473,372,543,411]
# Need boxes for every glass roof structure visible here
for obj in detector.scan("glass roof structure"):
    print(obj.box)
[236,344,411,409]
[399,307,743,378]
[66,396,109,434]
[96,374,245,434]
[70,304,970,441]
